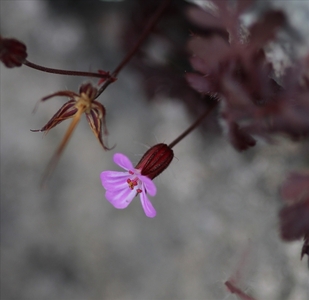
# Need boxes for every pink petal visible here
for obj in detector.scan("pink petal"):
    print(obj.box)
[106,187,136,209]
[140,190,156,218]
[140,175,157,196]
[113,153,134,171]
[100,171,129,190]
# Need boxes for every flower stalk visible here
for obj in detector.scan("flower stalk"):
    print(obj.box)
[23,59,112,81]
[168,99,218,149]
[96,0,173,98]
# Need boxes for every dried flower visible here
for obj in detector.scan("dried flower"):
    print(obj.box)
[0,36,27,68]
[100,143,174,217]
[32,82,109,150]
[32,82,110,185]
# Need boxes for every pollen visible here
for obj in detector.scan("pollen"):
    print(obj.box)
[127,178,138,190]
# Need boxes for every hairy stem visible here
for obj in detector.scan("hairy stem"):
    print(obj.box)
[23,59,110,80]
[168,100,218,149]
[96,0,172,98]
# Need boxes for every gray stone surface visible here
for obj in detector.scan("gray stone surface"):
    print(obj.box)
[1,1,308,299]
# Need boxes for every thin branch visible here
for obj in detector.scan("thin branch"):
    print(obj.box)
[168,100,218,149]
[23,59,111,79]
[96,0,173,98]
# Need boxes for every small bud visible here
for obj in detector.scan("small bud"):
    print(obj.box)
[0,36,27,68]
[79,83,98,100]
[135,143,174,179]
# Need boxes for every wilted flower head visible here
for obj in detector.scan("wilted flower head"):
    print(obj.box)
[32,82,109,150]
[100,143,174,217]
[0,36,27,68]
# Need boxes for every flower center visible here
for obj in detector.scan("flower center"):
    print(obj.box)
[75,93,92,113]
[127,171,142,194]
[127,178,138,189]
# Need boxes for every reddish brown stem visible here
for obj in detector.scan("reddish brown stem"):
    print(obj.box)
[23,59,110,79]
[168,100,218,149]
[96,0,173,98]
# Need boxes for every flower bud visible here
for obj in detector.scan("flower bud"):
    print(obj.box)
[79,83,98,100]
[0,36,27,68]
[135,143,174,179]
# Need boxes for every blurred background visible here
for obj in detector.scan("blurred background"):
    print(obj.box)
[1,1,308,299]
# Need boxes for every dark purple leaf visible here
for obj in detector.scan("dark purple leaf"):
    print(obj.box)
[249,10,285,48]
[280,197,309,241]
[188,36,229,72]
[186,73,213,94]
[280,172,309,203]
[186,6,223,29]
[228,122,256,151]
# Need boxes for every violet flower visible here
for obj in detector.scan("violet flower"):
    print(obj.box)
[101,143,174,218]
[101,153,157,217]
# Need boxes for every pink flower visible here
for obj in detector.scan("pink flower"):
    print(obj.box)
[101,153,157,217]
[101,143,174,218]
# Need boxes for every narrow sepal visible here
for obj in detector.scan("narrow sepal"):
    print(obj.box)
[41,90,78,102]
[31,99,77,133]
[32,90,79,114]
[135,143,174,179]
[85,100,110,150]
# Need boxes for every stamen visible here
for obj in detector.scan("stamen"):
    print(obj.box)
[127,178,139,190]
